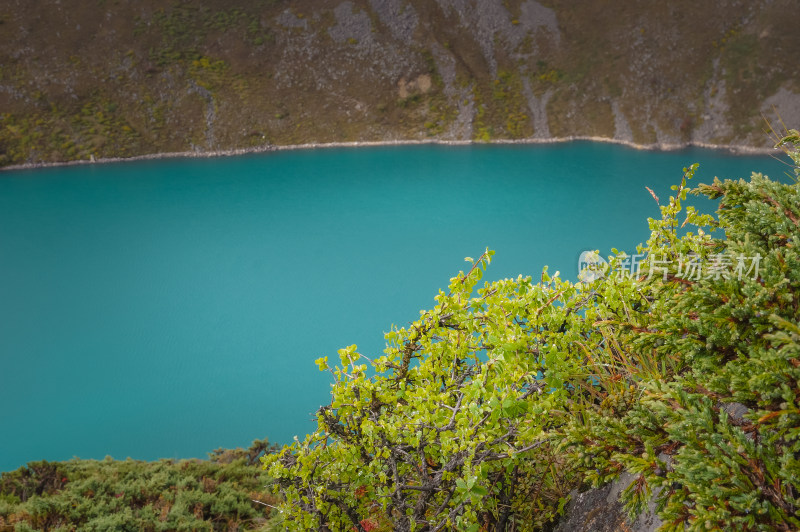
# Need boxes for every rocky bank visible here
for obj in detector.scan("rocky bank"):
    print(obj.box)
[1,0,799,166]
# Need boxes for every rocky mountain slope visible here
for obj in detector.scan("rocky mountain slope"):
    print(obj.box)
[1,0,798,166]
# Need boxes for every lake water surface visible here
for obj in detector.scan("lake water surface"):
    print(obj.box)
[0,142,790,472]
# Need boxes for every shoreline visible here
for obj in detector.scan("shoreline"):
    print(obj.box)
[1,135,781,172]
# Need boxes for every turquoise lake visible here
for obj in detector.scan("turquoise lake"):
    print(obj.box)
[0,142,791,472]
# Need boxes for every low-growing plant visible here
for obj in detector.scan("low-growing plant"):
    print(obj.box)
[562,130,800,531]
[0,438,281,531]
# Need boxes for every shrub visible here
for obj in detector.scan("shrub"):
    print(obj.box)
[0,439,281,531]
[265,131,800,531]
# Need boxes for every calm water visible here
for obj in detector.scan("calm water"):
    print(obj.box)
[0,142,790,472]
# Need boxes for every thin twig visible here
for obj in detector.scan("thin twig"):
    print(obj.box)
[252,499,282,511]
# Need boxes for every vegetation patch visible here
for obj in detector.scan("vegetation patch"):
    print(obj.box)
[0,439,283,532]
[265,131,800,531]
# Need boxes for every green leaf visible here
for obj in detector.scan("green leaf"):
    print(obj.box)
[471,484,489,496]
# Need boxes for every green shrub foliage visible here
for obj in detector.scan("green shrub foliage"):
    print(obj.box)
[565,136,800,531]
[0,439,282,531]
[265,132,800,531]
[268,247,587,531]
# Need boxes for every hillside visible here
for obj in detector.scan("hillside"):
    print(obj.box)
[1,0,799,167]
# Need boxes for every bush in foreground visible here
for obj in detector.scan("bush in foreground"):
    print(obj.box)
[265,132,800,531]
